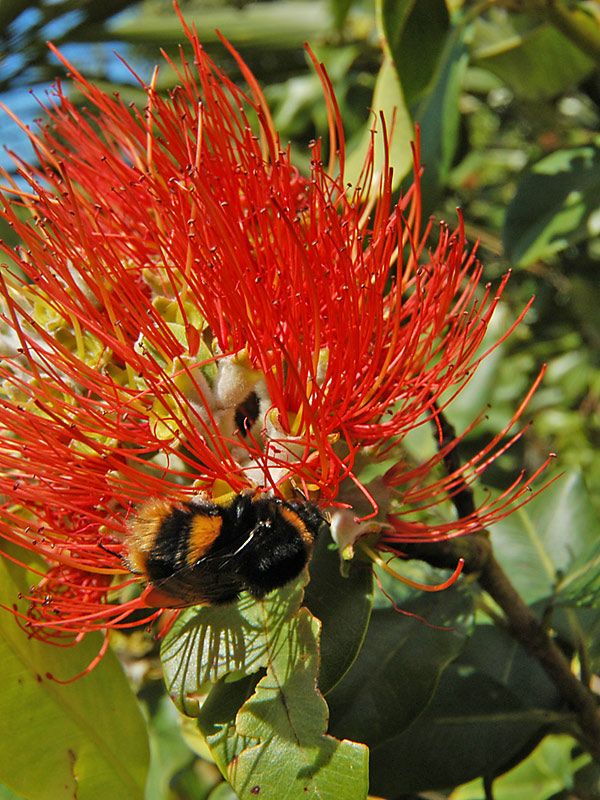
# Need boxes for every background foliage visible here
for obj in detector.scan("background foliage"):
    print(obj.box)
[1,1,599,799]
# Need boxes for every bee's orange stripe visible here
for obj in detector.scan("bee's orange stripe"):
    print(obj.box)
[186,514,223,564]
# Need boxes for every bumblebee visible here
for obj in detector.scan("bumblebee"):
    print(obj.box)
[126,493,325,608]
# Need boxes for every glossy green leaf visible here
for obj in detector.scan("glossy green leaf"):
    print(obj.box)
[456,625,561,711]
[550,606,600,674]
[412,31,469,213]
[161,575,369,799]
[438,304,533,437]
[0,550,150,800]
[368,665,547,796]
[376,0,414,47]
[345,54,414,192]
[106,2,330,49]
[230,609,368,800]
[161,576,308,717]
[142,691,195,800]
[330,0,353,30]
[0,782,25,800]
[304,528,373,694]
[451,735,591,800]
[207,784,240,800]
[379,0,449,106]
[326,584,474,748]
[503,143,600,266]
[470,13,595,100]
[267,44,361,145]
[195,672,261,769]
[555,538,600,608]
[195,615,368,800]
[490,471,600,605]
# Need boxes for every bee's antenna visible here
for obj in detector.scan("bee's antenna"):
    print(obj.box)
[99,542,126,561]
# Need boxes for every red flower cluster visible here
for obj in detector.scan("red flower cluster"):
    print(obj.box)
[0,18,548,650]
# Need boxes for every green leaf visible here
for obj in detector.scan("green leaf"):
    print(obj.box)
[451,735,591,800]
[379,0,450,106]
[376,0,456,205]
[376,0,414,47]
[0,549,150,800]
[434,304,539,440]
[304,528,373,694]
[345,54,414,192]
[103,2,331,49]
[412,31,470,213]
[457,625,561,711]
[490,471,600,605]
[195,673,262,764]
[230,609,368,800]
[555,538,600,609]
[470,13,595,100]
[503,143,600,266]
[438,304,534,437]
[550,606,600,674]
[161,576,369,799]
[326,584,474,748]
[142,690,195,800]
[0,781,26,800]
[329,0,353,30]
[368,665,549,796]
[207,784,240,800]
[161,577,307,717]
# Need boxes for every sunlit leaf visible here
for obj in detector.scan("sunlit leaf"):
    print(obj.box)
[0,548,150,800]
[376,0,455,212]
[161,577,307,717]
[207,783,240,800]
[503,143,600,266]
[450,735,591,800]
[105,2,331,49]
[0,781,26,800]
[490,472,600,605]
[412,31,469,213]
[161,574,369,799]
[142,691,195,800]
[379,0,449,106]
[470,12,595,100]
[438,304,534,437]
[229,609,368,800]
[345,54,413,192]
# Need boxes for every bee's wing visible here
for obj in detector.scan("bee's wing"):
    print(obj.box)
[141,530,257,608]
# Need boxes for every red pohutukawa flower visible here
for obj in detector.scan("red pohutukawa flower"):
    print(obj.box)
[0,18,549,655]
